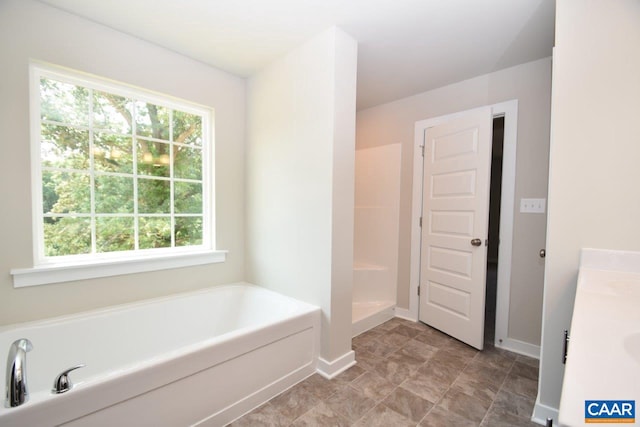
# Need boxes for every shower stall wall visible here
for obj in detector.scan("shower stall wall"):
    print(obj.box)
[352,144,401,337]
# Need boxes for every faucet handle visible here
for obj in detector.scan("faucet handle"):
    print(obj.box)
[52,364,85,394]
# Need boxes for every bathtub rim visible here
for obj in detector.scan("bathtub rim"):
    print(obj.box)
[0,281,317,333]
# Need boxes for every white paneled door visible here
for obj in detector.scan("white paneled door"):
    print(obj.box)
[418,107,492,350]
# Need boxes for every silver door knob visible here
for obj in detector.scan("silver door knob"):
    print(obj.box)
[540,249,546,258]
[470,238,482,247]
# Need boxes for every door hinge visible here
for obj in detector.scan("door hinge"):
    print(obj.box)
[419,216,423,228]
[421,145,425,157]
[417,285,420,296]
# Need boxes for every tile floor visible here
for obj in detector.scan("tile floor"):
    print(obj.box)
[229,318,540,426]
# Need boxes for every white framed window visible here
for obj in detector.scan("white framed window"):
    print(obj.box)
[11,63,225,287]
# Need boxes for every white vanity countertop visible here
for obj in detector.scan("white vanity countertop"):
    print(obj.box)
[559,249,640,426]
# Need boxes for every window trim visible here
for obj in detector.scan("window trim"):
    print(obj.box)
[12,62,225,287]
[11,250,227,288]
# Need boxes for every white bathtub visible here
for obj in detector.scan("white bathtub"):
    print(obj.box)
[0,283,321,427]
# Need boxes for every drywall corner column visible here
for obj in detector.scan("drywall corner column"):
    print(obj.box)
[537,0,640,417]
[329,29,358,362]
[246,27,357,366]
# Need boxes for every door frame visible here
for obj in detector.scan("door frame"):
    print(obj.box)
[407,99,518,352]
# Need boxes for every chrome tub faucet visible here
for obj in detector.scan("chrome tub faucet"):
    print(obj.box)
[5,339,33,408]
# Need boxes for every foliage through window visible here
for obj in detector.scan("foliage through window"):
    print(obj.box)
[33,65,212,263]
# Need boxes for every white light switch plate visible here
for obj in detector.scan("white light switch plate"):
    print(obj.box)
[520,198,546,213]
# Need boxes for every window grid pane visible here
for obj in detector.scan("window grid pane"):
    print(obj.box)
[38,73,207,259]
[89,87,98,255]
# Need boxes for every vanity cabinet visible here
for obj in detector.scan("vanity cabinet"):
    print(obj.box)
[558,249,640,426]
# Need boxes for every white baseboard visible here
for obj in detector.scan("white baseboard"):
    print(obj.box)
[316,351,356,379]
[532,398,558,426]
[495,337,540,359]
[394,307,417,322]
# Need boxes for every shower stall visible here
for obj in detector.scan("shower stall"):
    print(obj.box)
[352,144,401,337]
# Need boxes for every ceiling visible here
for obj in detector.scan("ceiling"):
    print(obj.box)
[37,0,555,110]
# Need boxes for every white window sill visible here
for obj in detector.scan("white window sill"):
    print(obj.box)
[11,250,227,288]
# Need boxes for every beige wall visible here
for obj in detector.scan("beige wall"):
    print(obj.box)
[0,0,246,326]
[246,27,357,363]
[356,57,551,346]
[537,0,640,415]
